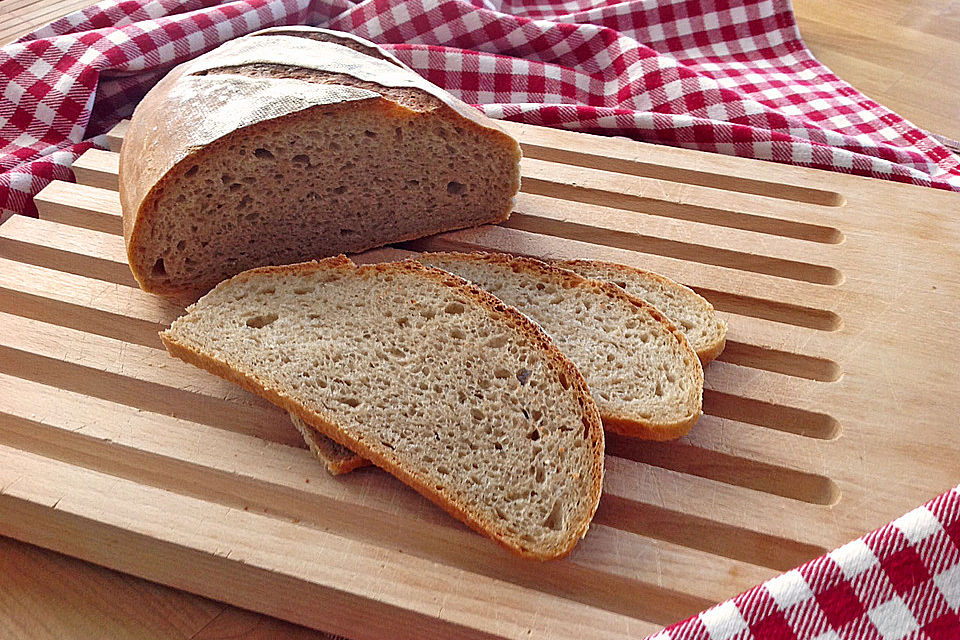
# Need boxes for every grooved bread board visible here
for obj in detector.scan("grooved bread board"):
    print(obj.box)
[2,118,959,639]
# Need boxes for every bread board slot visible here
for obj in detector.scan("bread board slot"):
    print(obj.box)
[0,216,134,286]
[605,433,840,506]
[504,210,843,284]
[498,121,846,207]
[520,159,845,243]
[702,390,840,440]
[697,287,842,331]
[716,341,841,382]
[594,495,828,572]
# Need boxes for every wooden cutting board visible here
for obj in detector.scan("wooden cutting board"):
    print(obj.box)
[2,119,959,639]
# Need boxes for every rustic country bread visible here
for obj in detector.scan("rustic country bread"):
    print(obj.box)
[555,260,727,363]
[159,256,604,560]
[419,252,703,440]
[120,28,521,297]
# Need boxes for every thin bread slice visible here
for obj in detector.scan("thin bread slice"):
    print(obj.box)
[555,260,727,363]
[290,413,369,475]
[160,255,604,560]
[419,252,703,440]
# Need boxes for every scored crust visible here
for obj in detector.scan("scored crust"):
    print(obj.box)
[160,256,604,560]
[120,29,521,297]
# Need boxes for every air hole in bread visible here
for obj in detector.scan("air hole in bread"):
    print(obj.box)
[253,147,274,159]
[332,185,347,194]
[151,258,166,277]
[446,181,465,195]
[364,130,376,138]
[451,328,465,339]
[292,154,310,165]
[527,428,540,441]
[486,335,507,348]
[337,397,361,408]
[544,500,564,530]
[293,287,313,295]
[444,301,465,314]
[471,408,484,421]
[558,371,570,390]
[535,466,545,483]
[184,165,198,177]
[245,313,278,328]
[494,367,510,379]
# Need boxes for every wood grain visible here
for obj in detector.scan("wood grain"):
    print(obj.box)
[1,117,959,638]
[1,3,959,640]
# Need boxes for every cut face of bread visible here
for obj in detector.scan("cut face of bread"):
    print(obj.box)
[120,30,521,297]
[555,260,727,363]
[160,256,604,560]
[419,252,703,440]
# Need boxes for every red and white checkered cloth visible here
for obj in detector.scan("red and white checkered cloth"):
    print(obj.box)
[659,486,960,640]
[2,0,960,217]
[1,1,959,637]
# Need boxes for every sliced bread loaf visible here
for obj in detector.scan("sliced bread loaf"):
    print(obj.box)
[555,260,727,363]
[160,255,604,560]
[121,28,521,297]
[419,252,703,440]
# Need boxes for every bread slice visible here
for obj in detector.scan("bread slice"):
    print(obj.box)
[159,256,604,560]
[555,260,727,363]
[290,413,369,475]
[120,28,521,297]
[420,252,703,440]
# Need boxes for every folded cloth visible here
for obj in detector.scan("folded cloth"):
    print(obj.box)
[656,484,960,640]
[1,0,959,218]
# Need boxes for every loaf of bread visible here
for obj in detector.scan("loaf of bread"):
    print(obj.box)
[120,27,521,297]
[418,252,703,440]
[555,260,727,363]
[160,256,604,560]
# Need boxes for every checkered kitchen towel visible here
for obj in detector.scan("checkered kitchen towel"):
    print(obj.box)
[657,486,960,640]
[2,0,960,217]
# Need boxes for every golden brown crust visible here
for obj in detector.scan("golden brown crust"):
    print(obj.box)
[120,28,522,298]
[161,256,603,560]
[418,251,703,439]
[555,258,727,364]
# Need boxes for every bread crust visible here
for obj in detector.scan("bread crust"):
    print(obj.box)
[160,256,604,560]
[120,29,521,297]
[555,259,727,364]
[418,252,704,439]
